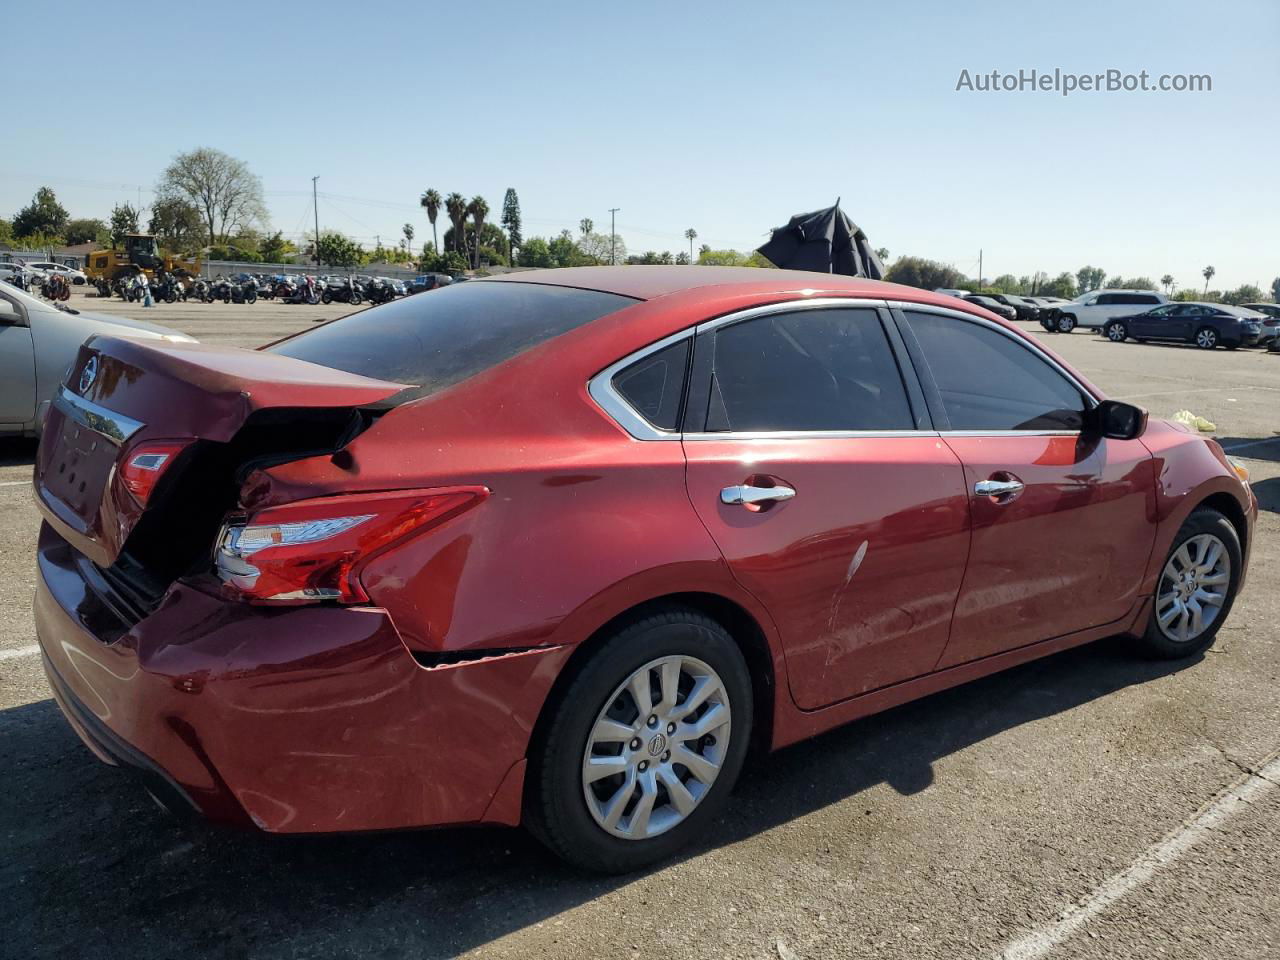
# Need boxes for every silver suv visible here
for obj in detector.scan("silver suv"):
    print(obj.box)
[1048,289,1167,333]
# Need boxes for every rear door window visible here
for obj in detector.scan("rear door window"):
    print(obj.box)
[270,281,637,403]
[903,311,1087,431]
[705,308,915,432]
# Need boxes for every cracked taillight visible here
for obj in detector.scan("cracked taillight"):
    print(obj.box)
[214,487,486,604]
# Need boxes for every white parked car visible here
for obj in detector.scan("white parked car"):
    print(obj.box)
[0,281,195,437]
[1047,289,1167,333]
[26,261,88,284]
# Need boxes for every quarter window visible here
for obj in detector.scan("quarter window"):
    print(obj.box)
[903,312,1087,431]
[705,308,914,432]
[612,339,690,432]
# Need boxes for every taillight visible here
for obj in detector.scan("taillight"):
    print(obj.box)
[214,486,487,604]
[118,440,192,506]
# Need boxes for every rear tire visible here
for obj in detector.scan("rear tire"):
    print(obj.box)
[1056,314,1076,333]
[1195,327,1219,349]
[321,291,333,304]
[1105,321,1128,342]
[526,607,753,873]
[1131,508,1241,660]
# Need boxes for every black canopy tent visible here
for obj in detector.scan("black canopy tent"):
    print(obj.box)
[756,199,885,279]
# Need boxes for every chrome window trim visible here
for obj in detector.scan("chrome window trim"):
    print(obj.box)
[52,386,144,443]
[684,429,934,441]
[889,300,1099,415]
[694,297,890,335]
[588,329,694,441]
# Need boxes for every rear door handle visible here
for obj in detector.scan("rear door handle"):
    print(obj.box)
[721,484,797,506]
[974,478,1024,499]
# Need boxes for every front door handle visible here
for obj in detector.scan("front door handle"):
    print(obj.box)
[974,478,1025,499]
[721,484,797,506]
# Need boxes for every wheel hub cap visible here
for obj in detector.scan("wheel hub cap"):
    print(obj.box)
[1156,533,1230,643]
[582,655,731,840]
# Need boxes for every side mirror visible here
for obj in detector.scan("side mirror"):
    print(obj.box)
[0,300,20,324]
[1089,399,1147,440]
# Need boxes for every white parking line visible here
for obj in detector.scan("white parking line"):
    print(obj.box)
[0,644,40,662]
[997,752,1280,960]
[0,480,31,488]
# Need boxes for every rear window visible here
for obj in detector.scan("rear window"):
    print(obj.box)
[270,281,637,402]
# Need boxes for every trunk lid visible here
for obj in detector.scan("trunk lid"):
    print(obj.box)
[35,335,407,573]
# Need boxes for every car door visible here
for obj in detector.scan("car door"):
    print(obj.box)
[679,302,972,709]
[0,292,36,425]
[1130,303,1175,339]
[896,307,1156,667]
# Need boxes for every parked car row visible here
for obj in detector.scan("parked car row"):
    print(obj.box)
[939,288,1071,325]
[0,260,88,285]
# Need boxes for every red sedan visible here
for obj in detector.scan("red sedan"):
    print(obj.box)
[33,267,1255,872]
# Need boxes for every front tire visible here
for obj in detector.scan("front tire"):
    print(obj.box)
[1056,314,1077,333]
[1132,509,1241,659]
[1105,320,1128,342]
[526,607,753,873]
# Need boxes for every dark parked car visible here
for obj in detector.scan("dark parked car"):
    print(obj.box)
[33,267,1255,873]
[986,293,1041,322]
[962,294,1017,321]
[1102,302,1265,350]
[407,273,452,294]
[1240,304,1280,345]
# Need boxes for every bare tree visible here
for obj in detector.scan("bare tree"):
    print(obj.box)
[156,147,268,247]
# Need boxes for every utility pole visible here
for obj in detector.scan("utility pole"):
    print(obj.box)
[608,207,620,265]
[312,176,320,270]
[978,249,983,289]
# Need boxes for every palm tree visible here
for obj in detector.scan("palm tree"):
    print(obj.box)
[419,189,442,254]
[1202,265,1215,296]
[579,218,593,237]
[684,228,697,264]
[1161,273,1174,294]
[468,196,489,269]
[444,192,468,256]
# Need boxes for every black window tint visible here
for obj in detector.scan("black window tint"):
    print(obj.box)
[270,281,636,403]
[1096,294,1118,305]
[904,312,1086,431]
[613,339,690,431]
[706,308,914,432]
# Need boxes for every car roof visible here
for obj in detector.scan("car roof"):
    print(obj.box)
[478,265,978,310]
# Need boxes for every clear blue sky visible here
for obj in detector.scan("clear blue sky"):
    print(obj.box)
[5,0,1277,290]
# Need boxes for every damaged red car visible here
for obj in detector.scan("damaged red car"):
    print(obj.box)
[33,267,1255,872]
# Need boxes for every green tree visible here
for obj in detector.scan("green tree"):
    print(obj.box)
[1222,285,1264,305]
[1172,288,1203,302]
[157,147,267,245]
[550,230,590,267]
[1271,277,1280,302]
[315,231,364,267]
[1076,266,1106,293]
[675,251,691,265]
[259,230,293,263]
[109,203,140,247]
[12,187,69,238]
[1202,265,1215,295]
[444,193,468,253]
[517,236,552,268]
[419,189,442,253]
[697,249,749,266]
[1041,272,1077,298]
[468,196,489,269]
[443,222,510,266]
[884,256,970,291]
[402,222,414,253]
[579,218,594,237]
[63,218,108,246]
[874,247,890,262]
[990,274,1020,293]
[684,228,697,263]
[0,218,13,246]
[1160,274,1174,294]
[501,188,522,261]
[148,197,203,254]
[578,231,625,265]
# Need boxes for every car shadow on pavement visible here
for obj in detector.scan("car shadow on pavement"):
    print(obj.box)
[0,437,38,467]
[2,637,1195,959]
[1216,436,1280,463]
[1249,476,1280,514]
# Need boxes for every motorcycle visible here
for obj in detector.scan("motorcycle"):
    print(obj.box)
[42,274,71,301]
[364,277,395,305]
[153,274,185,304]
[321,276,363,305]
[190,278,214,303]
[93,277,112,297]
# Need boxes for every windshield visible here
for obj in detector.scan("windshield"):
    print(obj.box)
[269,280,638,403]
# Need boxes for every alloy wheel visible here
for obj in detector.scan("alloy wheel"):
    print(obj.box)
[1107,323,1126,342]
[582,655,731,840]
[1156,533,1231,643]
[1196,328,1217,349]
[1057,315,1075,333]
